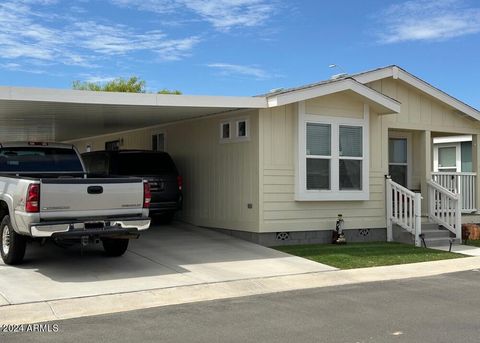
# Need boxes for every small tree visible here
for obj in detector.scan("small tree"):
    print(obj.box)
[158,88,182,95]
[72,76,182,94]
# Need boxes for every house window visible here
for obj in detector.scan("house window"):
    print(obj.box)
[152,132,165,152]
[296,102,369,201]
[105,140,120,151]
[220,117,250,143]
[389,138,408,187]
[339,126,362,190]
[221,122,231,140]
[438,146,457,172]
[236,119,249,138]
[306,123,331,190]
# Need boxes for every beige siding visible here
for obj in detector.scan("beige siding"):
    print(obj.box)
[69,110,260,232]
[259,80,480,233]
[369,78,480,133]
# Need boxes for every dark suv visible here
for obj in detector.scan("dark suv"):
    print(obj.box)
[82,150,182,222]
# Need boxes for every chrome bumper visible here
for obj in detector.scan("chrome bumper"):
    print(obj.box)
[30,217,151,238]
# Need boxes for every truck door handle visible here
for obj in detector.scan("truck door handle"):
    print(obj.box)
[87,186,103,194]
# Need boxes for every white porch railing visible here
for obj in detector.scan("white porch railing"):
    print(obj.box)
[427,180,462,240]
[432,172,476,213]
[386,177,422,247]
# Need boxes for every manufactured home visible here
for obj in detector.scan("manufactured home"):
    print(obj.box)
[1,65,479,247]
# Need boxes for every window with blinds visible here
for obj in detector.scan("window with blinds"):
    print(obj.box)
[339,125,362,190]
[299,118,367,198]
[306,123,331,190]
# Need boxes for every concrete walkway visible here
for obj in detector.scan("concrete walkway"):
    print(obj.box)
[1,256,480,325]
[430,244,480,256]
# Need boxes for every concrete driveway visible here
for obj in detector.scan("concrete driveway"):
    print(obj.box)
[0,222,335,306]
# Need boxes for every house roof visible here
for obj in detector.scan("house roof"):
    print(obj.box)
[263,65,480,121]
[264,77,401,115]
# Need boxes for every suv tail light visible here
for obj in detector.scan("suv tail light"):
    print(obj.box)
[143,182,151,208]
[177,176,183,191]
[26,184,40,213]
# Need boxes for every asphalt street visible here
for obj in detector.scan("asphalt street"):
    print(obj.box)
[2,270,480,343]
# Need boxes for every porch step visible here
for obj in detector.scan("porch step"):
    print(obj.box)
[421,222,443,231]
[421,229,452,239]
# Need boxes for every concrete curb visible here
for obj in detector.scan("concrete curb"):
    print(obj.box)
[1,256,480,325]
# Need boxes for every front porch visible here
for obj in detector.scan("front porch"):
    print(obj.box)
[386,129,480,247]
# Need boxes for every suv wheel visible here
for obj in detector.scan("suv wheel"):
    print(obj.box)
[0,215,27,265]
[102,238,129,257]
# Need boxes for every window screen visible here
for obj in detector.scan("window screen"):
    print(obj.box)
[389,139,407,164]
[438,147,456,168]
[340,160,362,190]
[339,126,362,157]
[306,123,330,156]
[307,159,330,190]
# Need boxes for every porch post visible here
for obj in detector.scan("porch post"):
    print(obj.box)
[420,130,432,215]
[473,134,480,214]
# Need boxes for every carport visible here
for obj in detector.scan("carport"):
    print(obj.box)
[0,86,335,308]
[0,86,266,141]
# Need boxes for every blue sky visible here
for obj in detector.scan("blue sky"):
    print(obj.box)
[0,0,479,108]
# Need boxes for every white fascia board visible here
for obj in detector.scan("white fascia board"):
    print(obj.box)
[0,86,267,109]
[433,135,472,144]
[351,67,395,84]
[267,78,400,113]
[396,70,480,121]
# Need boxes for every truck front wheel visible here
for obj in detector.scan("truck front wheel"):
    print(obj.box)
[102,238,129,257]
[0,215,27,265]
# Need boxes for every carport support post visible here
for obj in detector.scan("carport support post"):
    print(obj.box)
[473,134,480,214]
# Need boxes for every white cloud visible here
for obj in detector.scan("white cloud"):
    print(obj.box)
[377,0,480,43]
[0,0,200,72]
[207,63,270,79]
[111,0,277,30]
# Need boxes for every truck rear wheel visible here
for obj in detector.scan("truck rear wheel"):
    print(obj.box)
[0,215,27,265]
[102,238,129,257]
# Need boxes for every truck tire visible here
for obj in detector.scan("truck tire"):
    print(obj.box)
[102,238,129,257]
[0,215,27,265]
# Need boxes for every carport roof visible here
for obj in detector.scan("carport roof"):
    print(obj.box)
[0,86,267,141]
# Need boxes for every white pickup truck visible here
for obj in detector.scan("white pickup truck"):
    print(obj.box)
[0,142,151,265]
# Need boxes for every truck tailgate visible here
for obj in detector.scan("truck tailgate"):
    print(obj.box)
[39,178,144,218]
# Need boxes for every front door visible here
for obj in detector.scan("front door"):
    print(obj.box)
[389,137,409,187]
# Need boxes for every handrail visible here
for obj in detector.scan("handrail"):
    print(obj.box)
[385,176,422,247]
[431,172,476,213]
[427,180,458,199]
[432,172,477,176]
[427,179,462,240]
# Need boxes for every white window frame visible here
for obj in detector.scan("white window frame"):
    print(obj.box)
[235,118,250,140]
[295,101,370,201]
[433,143,461,172]
[220,121,231,142]
[220,117,250,143]
[152,129,167,152]
[388,131,412,189]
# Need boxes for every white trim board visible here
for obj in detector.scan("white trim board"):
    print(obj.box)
[433,135,472,144]
[267,78,400,115]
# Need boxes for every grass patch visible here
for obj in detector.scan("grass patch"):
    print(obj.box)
[274,242,465,269]
[466,240,480,247]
